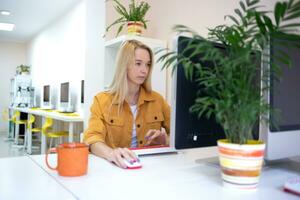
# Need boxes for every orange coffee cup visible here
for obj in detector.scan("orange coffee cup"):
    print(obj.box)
[45,143,89,177]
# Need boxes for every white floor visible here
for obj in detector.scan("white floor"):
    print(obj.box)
[0,132,40,158]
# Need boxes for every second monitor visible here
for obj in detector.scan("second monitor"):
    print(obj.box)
[59,82,73,112]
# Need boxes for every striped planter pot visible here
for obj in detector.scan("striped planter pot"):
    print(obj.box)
[217,139,265,189]
[127,21,144,36]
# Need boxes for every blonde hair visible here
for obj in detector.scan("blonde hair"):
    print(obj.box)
[108,40,153,112]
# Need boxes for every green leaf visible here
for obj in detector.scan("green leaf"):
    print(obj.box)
[255,13,266,35]
[239,1,246,12]
[225,15,240,25]
[263,15,274,31]
[284,11,300,20]
[275,2,282,26]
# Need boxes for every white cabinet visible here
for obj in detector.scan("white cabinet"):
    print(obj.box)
[104,35,167,98]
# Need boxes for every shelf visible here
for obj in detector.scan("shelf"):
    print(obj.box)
[105,35,166,48]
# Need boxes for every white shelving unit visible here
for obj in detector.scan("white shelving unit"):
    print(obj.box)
[104,35,167,98]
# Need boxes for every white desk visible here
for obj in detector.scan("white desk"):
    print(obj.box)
[29,147,300,200]
[0,156,76,200]
[10,107,83,154]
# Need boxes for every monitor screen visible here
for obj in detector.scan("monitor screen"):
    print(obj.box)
[172,36,226,149]
[81,80,84,103]
[60,82,69,103]
[270,35,300,131]
[259,33,300,160]
[43,85,50,102]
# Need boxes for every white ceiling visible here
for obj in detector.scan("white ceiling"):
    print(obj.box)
[0,0,81,43]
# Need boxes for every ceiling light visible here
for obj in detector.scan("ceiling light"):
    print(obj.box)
[0,23,15,31]
[0,10,11,16]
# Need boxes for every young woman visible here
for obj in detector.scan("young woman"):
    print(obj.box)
[84,40,170,168]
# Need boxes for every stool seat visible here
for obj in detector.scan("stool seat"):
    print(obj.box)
[31,127,42,132]
[42,118,69,149]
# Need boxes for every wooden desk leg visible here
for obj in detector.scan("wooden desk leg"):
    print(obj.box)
[68,122,74,142]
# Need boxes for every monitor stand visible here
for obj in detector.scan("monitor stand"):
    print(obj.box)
[195,156,220,168]
[263,156,300,171]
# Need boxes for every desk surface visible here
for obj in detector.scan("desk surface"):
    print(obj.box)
[28,148,300,200]
[0,156,76,200]
[10,107,83,122]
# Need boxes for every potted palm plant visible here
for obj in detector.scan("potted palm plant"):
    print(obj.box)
[106,0,150,37]
[158,0,300,189]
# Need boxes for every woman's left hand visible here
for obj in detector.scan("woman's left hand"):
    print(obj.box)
[144,128,168,146]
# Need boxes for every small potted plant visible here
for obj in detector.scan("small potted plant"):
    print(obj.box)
[16,64,30,75]
[158,0,300,188]
[106,0,150,37]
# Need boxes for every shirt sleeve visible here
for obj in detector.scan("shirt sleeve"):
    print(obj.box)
[162,98,171,136]
[83,95,107,145]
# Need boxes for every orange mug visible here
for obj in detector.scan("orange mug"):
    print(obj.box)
[45,143,89,177]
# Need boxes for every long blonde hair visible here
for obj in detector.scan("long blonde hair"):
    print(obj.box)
[108,40,153,112]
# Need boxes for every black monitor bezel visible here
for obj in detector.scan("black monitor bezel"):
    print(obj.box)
[81,80,84,103]
[43,85,50,102]
[174,36,226,149]
[60,82,69,103]
[269,34,300,131]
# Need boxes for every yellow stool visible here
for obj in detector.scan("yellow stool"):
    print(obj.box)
[11,111,28,147]
[1,108,14,141]
[42,118,69,149]
[24,114,42,154]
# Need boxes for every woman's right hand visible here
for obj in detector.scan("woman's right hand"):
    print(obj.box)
[107,147,138,169]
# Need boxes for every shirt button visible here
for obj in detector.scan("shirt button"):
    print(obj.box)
[110,119,114,123]
[154,116,157,120]
[137,124,140,128]
[139,140,143,144]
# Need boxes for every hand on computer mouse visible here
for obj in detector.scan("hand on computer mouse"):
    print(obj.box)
[107,147,139,169]
[123,158,142,169]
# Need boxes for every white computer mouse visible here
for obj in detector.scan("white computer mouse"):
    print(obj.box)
[123,159,142,169]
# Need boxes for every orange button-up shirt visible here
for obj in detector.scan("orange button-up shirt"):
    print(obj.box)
[83,87,170,148]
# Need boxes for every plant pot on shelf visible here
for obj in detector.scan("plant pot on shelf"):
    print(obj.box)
[127,21,144,36]
[217,139,265,189]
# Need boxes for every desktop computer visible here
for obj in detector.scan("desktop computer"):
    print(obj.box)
[170,35,300,161]
[41,85,53,110]
[58,82,74,113]
[260,33,300,161]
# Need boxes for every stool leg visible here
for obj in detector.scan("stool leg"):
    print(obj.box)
[49,138,53,149]
[4,122,14,142]
[26,124,32,154]
[14,123,20,144]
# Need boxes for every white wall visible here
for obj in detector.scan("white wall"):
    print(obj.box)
[27,1,86,112]
[84,0,106,128]
[0,42,27,132]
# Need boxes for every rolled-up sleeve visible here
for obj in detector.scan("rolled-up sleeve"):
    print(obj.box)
[162,98,171,136]
[83,96,107,145]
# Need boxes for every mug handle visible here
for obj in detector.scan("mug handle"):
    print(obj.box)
[45,148,58,171]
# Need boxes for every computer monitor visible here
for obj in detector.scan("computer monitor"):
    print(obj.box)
[60,82,70,111]
[171,36,260,150]
[260,34,300,160]
[81,80,84,104]
[171,36,226,149]
[43,85,50,106]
